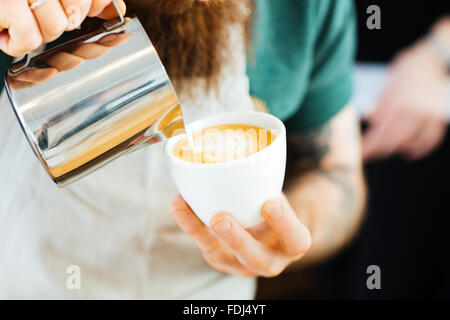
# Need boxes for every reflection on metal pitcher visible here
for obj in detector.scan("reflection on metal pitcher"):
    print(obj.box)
[4,13,185,186]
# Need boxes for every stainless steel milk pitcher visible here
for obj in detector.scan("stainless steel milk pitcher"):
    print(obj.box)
[4,1,185,186]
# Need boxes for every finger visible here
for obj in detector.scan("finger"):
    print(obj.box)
[169,196,224,255]
[362,99,398,160]
[262,198,311,257]
[31,0,69,43]
[59,0,91,31]
[403,122,446,160]
[362,126,389,161]
[9,79,36,90]
[88,0,111,17]
[13,67,59,83]
[47,51,84,71]
[0,1,43,57]
[97,33,131,47]
[387,115,422,152]
[362,106,403,161]
[170,197,240,269]
[70,43,111,60]
[97,0,126,19]
[89,0,126,18]
[203,255,257,278]
[210,212,283,277]
[367,109,421,159]
[69,34,130,61]
[247,222,278,247]
[364,88,396,124]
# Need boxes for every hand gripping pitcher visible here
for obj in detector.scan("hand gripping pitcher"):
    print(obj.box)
[4,0,185,186]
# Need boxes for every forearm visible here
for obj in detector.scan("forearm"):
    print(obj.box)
[283,106,366,267]
[286,164,365,266]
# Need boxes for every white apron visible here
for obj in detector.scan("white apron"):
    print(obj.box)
[0,25,256,299]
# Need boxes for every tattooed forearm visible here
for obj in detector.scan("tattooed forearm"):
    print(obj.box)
[286,123,332,177]
[285,106,366,266]
[321,165,358,205]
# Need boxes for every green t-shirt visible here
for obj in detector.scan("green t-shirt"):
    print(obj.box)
[0,0,356,133]
[248,0,356,132]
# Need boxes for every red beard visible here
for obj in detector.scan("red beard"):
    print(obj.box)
[126,0,252,92]
[127,0,196,15]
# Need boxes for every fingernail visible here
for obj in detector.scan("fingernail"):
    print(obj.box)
[265,200,283,219]
[173,211,188,223]
[212,220,231,234]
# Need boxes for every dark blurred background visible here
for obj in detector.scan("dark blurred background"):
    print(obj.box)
[257,0,450,299]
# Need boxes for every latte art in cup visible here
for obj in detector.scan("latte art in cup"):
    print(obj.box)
[166,111,287,227]
[173,124,275,164]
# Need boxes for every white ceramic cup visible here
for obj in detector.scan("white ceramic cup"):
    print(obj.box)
[165,111,287,228]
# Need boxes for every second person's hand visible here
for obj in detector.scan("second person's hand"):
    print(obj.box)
[0,0,126,57]
[362,39,449,161]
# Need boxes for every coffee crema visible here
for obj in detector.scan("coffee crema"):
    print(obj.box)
[173,124,275,164]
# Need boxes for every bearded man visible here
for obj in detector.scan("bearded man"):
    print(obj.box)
[0,0,365,299]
